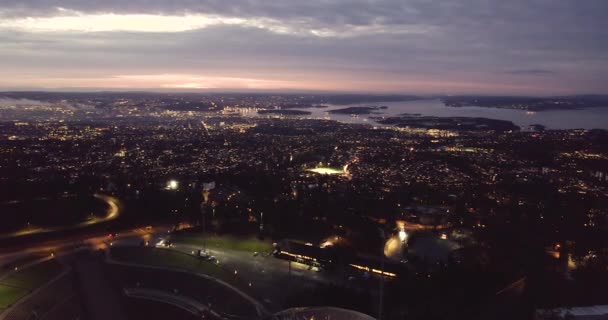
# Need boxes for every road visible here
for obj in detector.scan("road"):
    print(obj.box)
[0,193,336,302]
[1,224,376,317]
[141,241,359,310]
[0,225,171,320]
[79,194,120,226]
[0,194,122,241]
[0,225,170,267]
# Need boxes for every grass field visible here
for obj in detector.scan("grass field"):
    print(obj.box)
[0,259,63,310]
[0,259,63,290]
[110,246,237,285]
[109,247,263,317]
[0,285,28,309]
[0,254,49,280]
[169,233,273,253]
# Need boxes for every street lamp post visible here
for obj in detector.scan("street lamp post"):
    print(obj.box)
[201,190,210,252]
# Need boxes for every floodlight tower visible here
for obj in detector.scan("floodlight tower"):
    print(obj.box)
[200,181,215,252]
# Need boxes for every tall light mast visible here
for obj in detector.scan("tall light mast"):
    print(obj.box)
[200,181,215,252]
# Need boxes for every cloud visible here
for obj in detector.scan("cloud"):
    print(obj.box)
[0,98,52,108]
[0,12,252,33]
[0,97,95,111]
[118,74,293,89]
[0,8,434,37]
[0,0,607,94]
[506,69,555,75]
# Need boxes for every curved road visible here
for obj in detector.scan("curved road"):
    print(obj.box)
[79,194,121,226]
[0,193,121,240]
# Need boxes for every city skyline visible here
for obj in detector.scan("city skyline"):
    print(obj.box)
[1,0,607,95]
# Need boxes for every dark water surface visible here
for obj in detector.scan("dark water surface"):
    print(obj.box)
[246,99,608,130]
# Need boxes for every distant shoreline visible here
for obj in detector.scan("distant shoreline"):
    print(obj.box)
[442,95,608,111]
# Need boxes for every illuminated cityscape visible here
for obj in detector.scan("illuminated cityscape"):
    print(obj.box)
[1,1,608,320]
[0,91,606,320]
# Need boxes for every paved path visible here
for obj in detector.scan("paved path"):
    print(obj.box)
[0,255,54,283]
[0,268,70,320]
[105,252,268,318]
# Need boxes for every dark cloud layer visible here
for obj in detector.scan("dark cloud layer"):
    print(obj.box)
[0,0,607,94]
[506,70,555,75]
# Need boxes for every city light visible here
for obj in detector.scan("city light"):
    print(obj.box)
[349,264,397,277]
[320,241,334,248]
[1,1,607,318]
[398,230,408,242]
[166,179,179,190]
[306,167,345,175]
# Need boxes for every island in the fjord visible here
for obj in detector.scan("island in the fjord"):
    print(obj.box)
[328,106,388,115]
[376,115,520,132]
[442,95,608,111]
[277,104,329,109]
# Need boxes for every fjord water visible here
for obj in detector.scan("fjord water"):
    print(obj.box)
[255,99,608,130]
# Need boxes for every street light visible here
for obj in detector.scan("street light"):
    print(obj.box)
[166,180,179,190]
[398,230,408,243]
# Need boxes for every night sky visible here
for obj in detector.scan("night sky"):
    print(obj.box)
[1,0,607,94]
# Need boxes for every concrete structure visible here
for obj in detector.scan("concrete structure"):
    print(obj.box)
[536,305,608,319]
[273,307,376,320]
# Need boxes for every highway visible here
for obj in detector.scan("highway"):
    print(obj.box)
[0,225,169,267]
[0,225,170,320]
[79,194,121,226]
[0,194,121,241]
